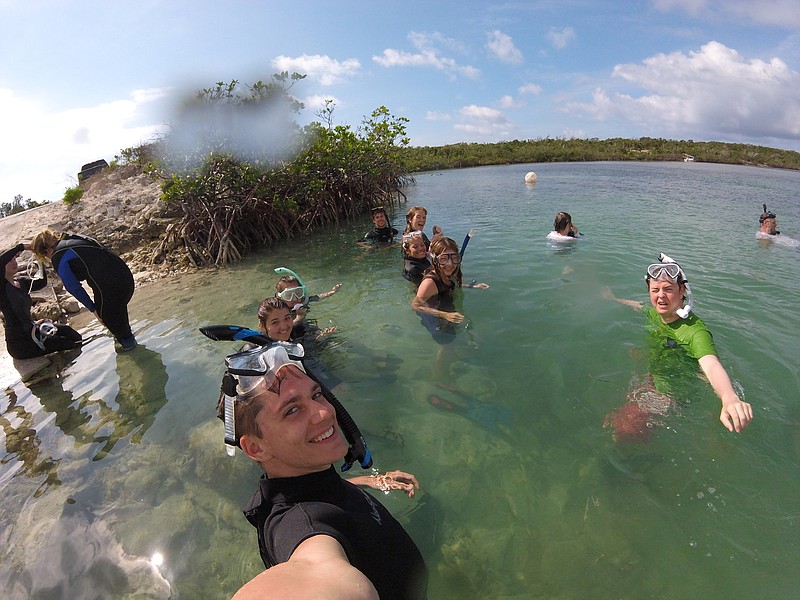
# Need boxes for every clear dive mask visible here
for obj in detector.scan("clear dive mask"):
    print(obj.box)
[277,285,306,303]
[645,252,693,318]
[220,341,306,454]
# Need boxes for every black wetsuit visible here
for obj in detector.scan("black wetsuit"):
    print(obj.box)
[403,256,432,286]
[51,234,135,343]
[416,273,457,344]
[1,245,82,359]
[244,466,428,600]
[364,226,398,244]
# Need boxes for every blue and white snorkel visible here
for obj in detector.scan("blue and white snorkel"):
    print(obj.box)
[656,252,692,318]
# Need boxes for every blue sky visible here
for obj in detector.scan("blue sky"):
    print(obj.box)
[2,0,799,203]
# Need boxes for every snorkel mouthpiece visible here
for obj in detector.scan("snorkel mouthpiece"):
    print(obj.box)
[657,253,692,318]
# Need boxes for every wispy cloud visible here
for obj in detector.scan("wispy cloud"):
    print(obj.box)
[486,30,523,64]
[653,0,800,29]
[373,31,481,79]
[272,55,361,86]
[548,27,576,50]
[519,83,542,95]
[454,104,512,137]
[0,88,167,201]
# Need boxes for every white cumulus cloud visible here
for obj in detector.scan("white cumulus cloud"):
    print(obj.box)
[567,41,800,144]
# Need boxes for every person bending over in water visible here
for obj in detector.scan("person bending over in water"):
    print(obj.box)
[275,269,341,326]
[216,343,427,600]
[403,206,442,250]
[605,254,753,434]
[759,204,780,236]
[33,229,136,351]
[2,243,82,359]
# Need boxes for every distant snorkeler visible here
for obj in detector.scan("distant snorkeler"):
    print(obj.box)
[274,267,341,326]
[759,204,780,236]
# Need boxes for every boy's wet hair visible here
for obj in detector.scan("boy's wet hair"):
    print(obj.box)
[276,275,300,291]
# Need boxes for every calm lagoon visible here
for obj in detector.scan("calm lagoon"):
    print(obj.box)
[1,161,799,599]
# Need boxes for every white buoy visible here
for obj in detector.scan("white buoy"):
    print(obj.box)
[524,171,537,184]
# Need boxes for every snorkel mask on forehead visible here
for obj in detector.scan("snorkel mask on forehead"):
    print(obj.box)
[204,325,373,470]
[645,252,693,319]
[219,342,306,455]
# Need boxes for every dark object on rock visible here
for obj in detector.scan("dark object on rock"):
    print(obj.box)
[78,159,109,182]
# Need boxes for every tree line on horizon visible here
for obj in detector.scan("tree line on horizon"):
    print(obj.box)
[8,70,798,268]
[401,137,800,172]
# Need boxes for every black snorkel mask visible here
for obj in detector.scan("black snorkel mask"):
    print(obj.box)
[759,203,777,224]
[202,325,373,472]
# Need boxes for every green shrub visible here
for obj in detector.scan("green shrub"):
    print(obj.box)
[63,186,84,206]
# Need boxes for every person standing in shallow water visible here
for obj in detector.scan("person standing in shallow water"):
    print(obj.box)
[359,206,398,246]
[605,254,753,435]
[33,229,137,351]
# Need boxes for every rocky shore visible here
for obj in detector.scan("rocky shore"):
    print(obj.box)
[0,165,193,376]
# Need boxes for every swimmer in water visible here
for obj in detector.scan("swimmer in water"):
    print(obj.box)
[216,344,427,599]
[403,206,443,250]
[275,270,341,326]
[605,254,753,434]
[401,231,432,287]
[548,211,581,239]
[359,206,398,247]
[257,296,335,342]
[759,204,780,236]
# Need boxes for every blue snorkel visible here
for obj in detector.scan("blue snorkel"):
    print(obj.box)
[201,324,373,471]
[460,229,475,259]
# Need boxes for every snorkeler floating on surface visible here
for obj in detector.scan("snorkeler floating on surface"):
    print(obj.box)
[546,211,583,242]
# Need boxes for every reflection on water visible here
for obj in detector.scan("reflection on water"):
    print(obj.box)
[1,162,800,599]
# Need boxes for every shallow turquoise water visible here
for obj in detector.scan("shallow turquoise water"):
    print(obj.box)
[1,162,799,598]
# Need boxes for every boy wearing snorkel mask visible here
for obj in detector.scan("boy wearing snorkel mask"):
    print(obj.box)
[275,267,342,326]
[605,254,753,435]
[216,343,427,600]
